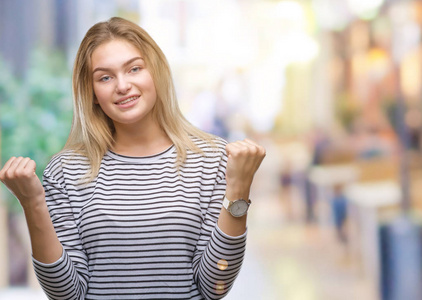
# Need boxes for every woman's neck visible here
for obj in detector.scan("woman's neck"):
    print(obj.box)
[112,122,172,157]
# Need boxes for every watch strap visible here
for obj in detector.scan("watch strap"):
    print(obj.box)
[223,196,231,210]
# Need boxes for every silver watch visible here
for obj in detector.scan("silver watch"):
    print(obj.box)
[223,196,251,217]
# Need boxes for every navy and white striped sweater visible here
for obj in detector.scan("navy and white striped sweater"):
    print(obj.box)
[33,138,246,300]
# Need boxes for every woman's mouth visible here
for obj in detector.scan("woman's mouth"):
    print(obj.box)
[115,95,140,106]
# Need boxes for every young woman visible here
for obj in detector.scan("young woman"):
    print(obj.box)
[0,17,265,300]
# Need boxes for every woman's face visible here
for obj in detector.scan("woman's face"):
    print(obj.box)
[91,39,157,129]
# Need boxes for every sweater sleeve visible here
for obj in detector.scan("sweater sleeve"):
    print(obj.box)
[32,163,89,300]
[192,148,247,299]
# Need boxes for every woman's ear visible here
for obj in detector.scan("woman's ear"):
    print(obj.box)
[93,94,99,104]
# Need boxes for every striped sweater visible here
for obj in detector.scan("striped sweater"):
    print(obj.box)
[32,138,246,300]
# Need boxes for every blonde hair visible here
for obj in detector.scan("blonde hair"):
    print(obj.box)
[64,17,215,180]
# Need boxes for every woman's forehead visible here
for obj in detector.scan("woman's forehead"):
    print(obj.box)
[91,39,144,70]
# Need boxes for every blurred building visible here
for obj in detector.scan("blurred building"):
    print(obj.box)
[0,0,141,77]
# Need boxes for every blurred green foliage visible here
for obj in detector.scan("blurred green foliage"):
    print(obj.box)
[0,48,73,211]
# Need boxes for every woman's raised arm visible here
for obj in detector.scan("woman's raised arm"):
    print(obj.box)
[0,157,62,263]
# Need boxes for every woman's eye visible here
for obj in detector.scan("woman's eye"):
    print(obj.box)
[130,67,140,73]
[100,76,111,82]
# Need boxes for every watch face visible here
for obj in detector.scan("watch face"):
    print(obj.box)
[230,199,249,217]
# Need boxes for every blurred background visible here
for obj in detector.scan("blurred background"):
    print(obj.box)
[1,0,422,299]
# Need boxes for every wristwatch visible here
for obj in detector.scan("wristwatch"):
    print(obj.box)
[223,196,251,217]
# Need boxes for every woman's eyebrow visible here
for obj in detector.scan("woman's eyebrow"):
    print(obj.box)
[92,57,144,74]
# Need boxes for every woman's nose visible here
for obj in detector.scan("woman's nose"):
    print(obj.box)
[115,76,132,94]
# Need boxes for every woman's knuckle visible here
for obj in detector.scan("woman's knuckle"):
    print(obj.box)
[4,170,14,179]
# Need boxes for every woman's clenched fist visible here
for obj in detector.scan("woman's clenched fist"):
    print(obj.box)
[225,139,266,198]
[0,157,45,210]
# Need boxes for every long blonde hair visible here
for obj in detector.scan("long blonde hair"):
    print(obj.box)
[64,17,215,180]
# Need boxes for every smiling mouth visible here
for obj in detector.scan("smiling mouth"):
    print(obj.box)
[116,96,139,105]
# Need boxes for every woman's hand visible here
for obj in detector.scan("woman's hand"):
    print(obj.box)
[225,139,266,200]
[0,157,45,210]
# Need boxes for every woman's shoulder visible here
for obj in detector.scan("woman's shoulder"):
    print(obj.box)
[191,135,227,152]
[44,149,90,176]
[187,135,228,165]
